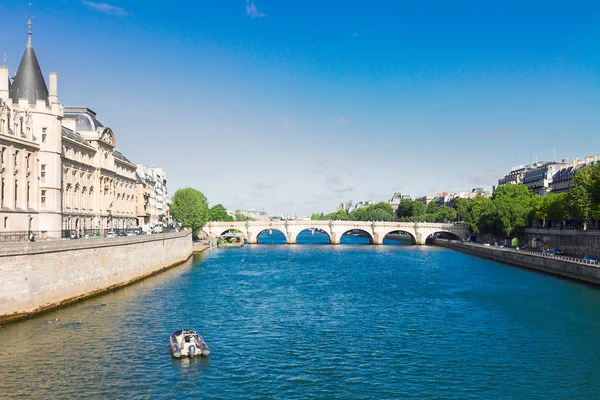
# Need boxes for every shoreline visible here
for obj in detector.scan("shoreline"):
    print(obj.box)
[434,239,600,286]
[0,231,194,325]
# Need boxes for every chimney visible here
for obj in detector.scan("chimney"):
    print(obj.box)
[49,72,58,104]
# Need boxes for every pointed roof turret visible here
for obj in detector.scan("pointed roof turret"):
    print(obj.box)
[9,18,49,105]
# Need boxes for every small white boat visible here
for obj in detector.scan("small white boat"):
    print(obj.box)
[170,329,210,358]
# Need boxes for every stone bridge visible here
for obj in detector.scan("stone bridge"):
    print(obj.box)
[202,221,468,245]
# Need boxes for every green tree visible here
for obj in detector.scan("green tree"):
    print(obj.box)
[492,184,536,237]
[426,201,438,215]
[465,195,494,235]
[410,202,426,219]
[396,198,414,219]
[234,212,256,221]
[169,188,208,237]
[208,204,234,222]
[452,198,470,222]
[570,164,600,229]
[435,205,457,223]
[547,192,570,225]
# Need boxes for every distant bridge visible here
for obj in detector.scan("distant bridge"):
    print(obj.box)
[203,220,468,245]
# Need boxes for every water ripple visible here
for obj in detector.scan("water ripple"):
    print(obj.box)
[2,243,600,398]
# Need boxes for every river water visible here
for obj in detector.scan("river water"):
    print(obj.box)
[2,232,600,399]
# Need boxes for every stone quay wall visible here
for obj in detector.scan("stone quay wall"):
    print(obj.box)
[0,230,193,323]
[435,239,600,285]
[524,228,600,258]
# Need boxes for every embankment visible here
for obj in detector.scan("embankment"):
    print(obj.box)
[435,239,600,285]
[0,230,193,323]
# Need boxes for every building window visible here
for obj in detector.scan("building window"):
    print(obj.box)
[14,181,18,204]
[42,133,47,143]
[42,127,47,134]
[41,164,46,179]
[14,150,18,170]
[3,217,7,229]
[41,190,46,205]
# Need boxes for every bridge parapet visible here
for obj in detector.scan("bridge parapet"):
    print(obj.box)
[202,221,468,245]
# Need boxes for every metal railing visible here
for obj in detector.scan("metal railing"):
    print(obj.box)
[0,226,179,243]
[439,239,599,267]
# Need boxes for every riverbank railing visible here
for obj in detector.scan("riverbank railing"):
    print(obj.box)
[0,227,180,243]
[438,239,600,267]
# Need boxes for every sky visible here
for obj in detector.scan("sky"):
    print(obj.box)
[1,1,599,216]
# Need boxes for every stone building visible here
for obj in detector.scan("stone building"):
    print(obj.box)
[0,22,63,238]
[135,164,169,225]
[0,22,138,238]
[62,107,138,232]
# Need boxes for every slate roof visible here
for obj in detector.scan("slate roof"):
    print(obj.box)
[113,150,133,164]
[61,126,95,150]
[9,34,49,105]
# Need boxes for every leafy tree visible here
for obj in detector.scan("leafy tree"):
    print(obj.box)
[426,201,438,215]
[208,204,234,222]
[234,212,256,221]
[465,195,494,234]
[547,192,570,225]
[491,184,536,237]
[169,188,208,237]
[326,210,349,220]
[435,205,457,223]
[396,198,414,219]
[452,197,470,221]
[410,201,426,218]
[570,164,600,229]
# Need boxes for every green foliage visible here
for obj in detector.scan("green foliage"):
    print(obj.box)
[491,184,536,237]
[426,201,438,215]
[396,198,426,220]
[452,198,470,221]
[547,193,570,223]
[570,164,600,226]
[349,202,395,221]
[208,204,234,222]
[234,212,256,221]
[169,188,208,237]
[435,205,457,223]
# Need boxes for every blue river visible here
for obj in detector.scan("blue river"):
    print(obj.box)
[1,231,600,398]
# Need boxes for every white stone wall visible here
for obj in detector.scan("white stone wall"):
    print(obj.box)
[0,230,192,322]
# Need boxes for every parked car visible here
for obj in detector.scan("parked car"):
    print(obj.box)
[106,231,118,238]
[125,231,137,236]
[550,248,564,255]
[583,255,597,263]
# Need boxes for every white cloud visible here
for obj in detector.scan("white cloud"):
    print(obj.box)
[245,1,267,18]
[82,1,128,16]
[333,185,355,193]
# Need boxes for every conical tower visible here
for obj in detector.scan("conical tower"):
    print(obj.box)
[9,19,49,105]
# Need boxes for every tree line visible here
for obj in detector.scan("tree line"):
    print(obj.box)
[169,163,600,238]
[168,188,255,237]
[311,163,600,239]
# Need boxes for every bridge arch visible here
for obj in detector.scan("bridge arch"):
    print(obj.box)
[379,228,417,245]
[339,228,373,245]
[293,228,332,245]
[257,228,287,244]
[423,229,463,244]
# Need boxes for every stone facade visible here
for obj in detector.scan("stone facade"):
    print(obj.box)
[0,230,192,322]
[135,164,169,225]
[62,108,138,232]
[0,23,161,237]
[0,29,63,237]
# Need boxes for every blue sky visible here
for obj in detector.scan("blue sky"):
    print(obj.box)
[1,1,599,216]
